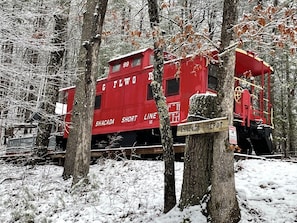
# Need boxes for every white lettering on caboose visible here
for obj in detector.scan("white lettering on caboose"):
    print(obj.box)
[113,76,137,88]
[148,72,153,80]
[121,115,138,123]
[102,83,106,91]
[95,119,115,127]
[144,112,158,120]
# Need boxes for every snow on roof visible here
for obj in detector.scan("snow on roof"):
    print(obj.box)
[10,123,37,128]
[108,48,152,63]
[59,85,75,92]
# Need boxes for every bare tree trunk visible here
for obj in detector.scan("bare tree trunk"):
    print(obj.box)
[179,94,217,209]
[280,81,287,156]
[35,3,70,157]
[285,52,295,155]
[208,0,240,222]
[63,0,108,185]
[1,40,13,145]
[147,0,176,213]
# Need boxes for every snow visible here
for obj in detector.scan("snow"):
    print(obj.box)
[236,159,297,222]
[108,48,151,63]
[0,158,297,222]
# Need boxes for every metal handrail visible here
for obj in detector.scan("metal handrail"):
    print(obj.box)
[234,77,263,90]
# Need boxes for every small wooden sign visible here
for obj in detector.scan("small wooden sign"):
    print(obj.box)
[177,117,229,136]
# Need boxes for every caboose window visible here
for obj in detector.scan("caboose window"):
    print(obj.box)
[208,63,218,91]
[112,63,120,72]
[166,78,180,96]
[94,95,102,109]
[208,75,218,91]
[132,57,141,67]
[147,84,153,100]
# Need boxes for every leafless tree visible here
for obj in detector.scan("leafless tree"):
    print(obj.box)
[208,0,240,222]
[147,0,176,213]
[35,1,70,157]
[63,0,108,185]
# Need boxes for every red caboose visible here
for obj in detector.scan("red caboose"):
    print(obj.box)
[233,49,273,154]
[58,48,273,155]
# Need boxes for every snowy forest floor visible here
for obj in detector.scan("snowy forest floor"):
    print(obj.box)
[0,157,297,223]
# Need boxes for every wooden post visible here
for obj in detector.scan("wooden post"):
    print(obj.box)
[179,93,218,209]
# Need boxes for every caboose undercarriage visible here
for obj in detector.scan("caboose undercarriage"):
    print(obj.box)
[55,127,185,160]
[89,126,184,150]
[235,121,274,155]
[56,123,273,157]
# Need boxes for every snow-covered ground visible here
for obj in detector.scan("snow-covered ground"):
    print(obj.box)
[0,158,296,223]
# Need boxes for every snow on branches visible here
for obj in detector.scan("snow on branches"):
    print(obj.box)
[235,3,297,55]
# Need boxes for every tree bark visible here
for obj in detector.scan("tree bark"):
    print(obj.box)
[208,0,240,222]
[179,94,217,209]
[285,52,296,155]
[62,0,108,185]
[35,5,69,157]
[147,0,176,213]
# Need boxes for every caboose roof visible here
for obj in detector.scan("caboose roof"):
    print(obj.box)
[235,48,273,76]
[59,85,75,92]
[108,48,152,64]
[60,48,272,92]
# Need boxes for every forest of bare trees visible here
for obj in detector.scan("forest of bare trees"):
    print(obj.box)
[0,0,296,220]
[1,0,296,152]
[1,0,296,154]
